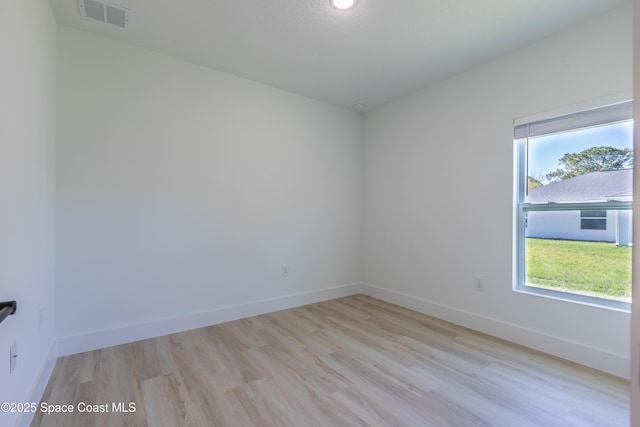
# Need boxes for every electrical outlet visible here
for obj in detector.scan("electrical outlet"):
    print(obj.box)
[281,265,289,277]
[10,341,17,373]
[475,278,485,292]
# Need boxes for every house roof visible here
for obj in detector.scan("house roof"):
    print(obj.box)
[527,169,633,203]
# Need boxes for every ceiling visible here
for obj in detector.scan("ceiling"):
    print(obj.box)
[50,0,630,111]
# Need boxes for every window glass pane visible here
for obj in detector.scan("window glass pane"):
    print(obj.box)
[525,121,633,203]
[525,209,632,302]
[580,218,606,230]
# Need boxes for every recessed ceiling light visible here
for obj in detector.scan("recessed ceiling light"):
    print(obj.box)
[331,0,357,10]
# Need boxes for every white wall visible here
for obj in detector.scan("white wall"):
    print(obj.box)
[56,27,363,353]
[363,3,633,377]
[0,1,57,426]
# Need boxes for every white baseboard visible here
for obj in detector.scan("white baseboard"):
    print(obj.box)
[361,283,630,379]
[57,283,364,357]
[16,341,57,427]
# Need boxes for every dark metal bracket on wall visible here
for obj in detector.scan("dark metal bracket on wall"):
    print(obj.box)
[0,301,17,325]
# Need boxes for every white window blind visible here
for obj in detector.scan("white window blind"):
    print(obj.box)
[514,100,633,139]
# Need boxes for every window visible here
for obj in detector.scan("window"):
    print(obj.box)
[580,210,606,230]
[514,99,633,309]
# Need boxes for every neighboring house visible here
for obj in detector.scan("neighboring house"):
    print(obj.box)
[525,169,633,245]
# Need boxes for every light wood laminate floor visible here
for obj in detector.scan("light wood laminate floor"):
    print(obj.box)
[32,295,629,426]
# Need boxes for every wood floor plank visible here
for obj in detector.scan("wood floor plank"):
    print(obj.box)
[171,345,253,426]
[31,295,630,426]
[231,379,303,427]
[93,344,148,426]
[140,374,188,427]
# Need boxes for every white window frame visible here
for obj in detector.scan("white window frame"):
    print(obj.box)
[513,95,632,311]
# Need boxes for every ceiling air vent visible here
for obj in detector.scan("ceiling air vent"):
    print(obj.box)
[78,0,128,28]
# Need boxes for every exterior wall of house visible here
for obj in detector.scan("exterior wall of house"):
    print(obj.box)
[526,210,614,242]
[526,210,633,244]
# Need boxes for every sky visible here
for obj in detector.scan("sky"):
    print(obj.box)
[528,120,633,183]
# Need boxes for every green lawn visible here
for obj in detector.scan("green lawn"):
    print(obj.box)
[526,238,632,302]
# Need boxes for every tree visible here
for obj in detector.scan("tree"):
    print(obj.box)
[527,176,543,189]
[545,146,633,183]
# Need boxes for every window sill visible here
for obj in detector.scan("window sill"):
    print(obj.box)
[513,285,631,313]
